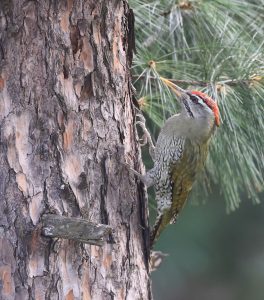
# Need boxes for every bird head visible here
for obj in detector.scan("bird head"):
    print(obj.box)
[161,77,220,127]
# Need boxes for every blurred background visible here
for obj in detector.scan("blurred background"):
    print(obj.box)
[152,191,264,300]
[129,0,264,298]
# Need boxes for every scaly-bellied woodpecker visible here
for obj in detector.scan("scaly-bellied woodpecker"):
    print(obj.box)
[132,77,220,247]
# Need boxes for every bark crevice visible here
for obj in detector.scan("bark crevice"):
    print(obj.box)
[0,1,151,299]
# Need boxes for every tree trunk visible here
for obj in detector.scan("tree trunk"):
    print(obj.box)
[0,0,151,299]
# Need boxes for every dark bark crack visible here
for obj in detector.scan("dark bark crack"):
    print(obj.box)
[100,156,109,225]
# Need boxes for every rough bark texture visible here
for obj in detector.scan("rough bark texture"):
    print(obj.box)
[0,0,151,299]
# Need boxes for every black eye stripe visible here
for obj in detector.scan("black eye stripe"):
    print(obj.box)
[189,94,204,104]
[183,99,194,118]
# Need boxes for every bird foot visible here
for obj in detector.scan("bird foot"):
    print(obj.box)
[122,160,155,188]
[135,113,155,159]
[122,161,142,179]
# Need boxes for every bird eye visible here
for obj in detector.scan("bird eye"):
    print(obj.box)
[189,94,204,105]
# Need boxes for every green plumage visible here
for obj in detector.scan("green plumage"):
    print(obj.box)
[150,138,210,245]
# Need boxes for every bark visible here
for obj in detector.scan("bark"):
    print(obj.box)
[0,0,151,299]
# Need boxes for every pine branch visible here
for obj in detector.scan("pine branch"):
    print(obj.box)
[130,0,264,210]
[133,75,263,88]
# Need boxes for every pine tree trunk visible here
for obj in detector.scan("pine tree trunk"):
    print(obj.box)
[0,1,151,299]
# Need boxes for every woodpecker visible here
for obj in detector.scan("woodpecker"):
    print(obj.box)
[133,77,220,247]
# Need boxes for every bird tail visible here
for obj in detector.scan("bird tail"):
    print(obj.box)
[150,217,162,247]
[150,213,171,247]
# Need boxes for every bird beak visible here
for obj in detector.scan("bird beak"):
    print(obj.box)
[160,77,186,98]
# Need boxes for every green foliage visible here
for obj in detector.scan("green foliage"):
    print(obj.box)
[129,0,264,211]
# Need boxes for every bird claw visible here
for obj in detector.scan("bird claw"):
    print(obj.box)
[122,160,142,179]
[138,132,148,147]
[135,115,155,160]
[135,113,146,124]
